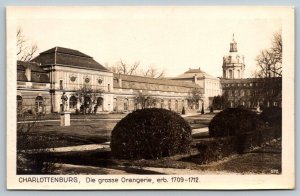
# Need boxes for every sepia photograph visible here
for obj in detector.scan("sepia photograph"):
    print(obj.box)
[6,6,294,189]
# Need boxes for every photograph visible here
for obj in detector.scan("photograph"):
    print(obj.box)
[6,6,295,189]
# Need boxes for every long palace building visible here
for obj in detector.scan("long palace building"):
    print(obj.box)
[16,36,281,114]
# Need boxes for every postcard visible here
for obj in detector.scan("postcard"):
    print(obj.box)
[6,6,295,189]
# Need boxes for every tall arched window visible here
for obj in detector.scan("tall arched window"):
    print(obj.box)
[168,100,172,110]
[69,96,77,109]
[97,97,103,107]
[124,99,129,111]
[161,99,164,108]
[113,98,117,112]
[240,90,244,96]
[229,70,233,79]
[17,95,23,112]
[35,96,44,113]
[175,100,178,112]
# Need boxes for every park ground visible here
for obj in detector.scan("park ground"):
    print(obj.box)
[17,112,281,175]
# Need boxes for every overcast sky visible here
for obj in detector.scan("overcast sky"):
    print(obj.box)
[14,7,282,78]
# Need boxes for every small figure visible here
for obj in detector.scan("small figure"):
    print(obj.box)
[61,92,68,112]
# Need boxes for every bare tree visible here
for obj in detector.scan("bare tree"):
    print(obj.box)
[106,59,140,75]
[252,30,282,109]
[187,88,203,110]
[141,66,165,79]
[255,31,282,78]
[106,60,165,78]
[17,27,38,62]
[135,91,157,109]
[74,85,104,114]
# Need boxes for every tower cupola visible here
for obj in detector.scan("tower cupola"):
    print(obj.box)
[222,34,245,79]
[229,34,238,52]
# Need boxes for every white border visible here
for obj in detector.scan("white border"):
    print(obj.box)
[6,6,295,190]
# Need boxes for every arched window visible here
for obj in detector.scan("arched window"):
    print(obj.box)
[35,96,44,113]
[229,70,233,79]
[17,95,23,112]
[113,98,117,112]
[83,96,92,110]
[240,90,244,96]
[69,96,77,109]
[168,100,172,110]
[97,97,103,107]
[161,99,164,108]
[124,99,129,111]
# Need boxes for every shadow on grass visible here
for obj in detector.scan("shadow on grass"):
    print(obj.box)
[25,149,164,175]
[192,132,210,139]
[18,134,109,149]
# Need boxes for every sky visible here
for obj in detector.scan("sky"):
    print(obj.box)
[13,7,282,78]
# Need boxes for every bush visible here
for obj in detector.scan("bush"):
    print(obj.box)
[17,114,55,174]
[189,127,280,164]
[260,106,282,126]
[110,108,192,159]
[191,137,237,164]
[209,108,263,137]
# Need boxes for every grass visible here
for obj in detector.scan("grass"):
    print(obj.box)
[16,112,282,175]
[185,113,214,129]
[17,113,212,149]
[18,139,281,174]
[17,113,128,121]
[17,119,118,149]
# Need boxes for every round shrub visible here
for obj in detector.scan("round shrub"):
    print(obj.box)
[209,108,263,137]
[110,108,192,159]
[260,106,282,126]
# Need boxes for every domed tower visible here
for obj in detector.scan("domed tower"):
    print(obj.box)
[222,34,245,79]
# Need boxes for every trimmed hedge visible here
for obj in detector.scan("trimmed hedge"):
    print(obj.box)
[190,127,280,164]
[260,106,282,126]
[209,108,263,137]
[110,108,192,159]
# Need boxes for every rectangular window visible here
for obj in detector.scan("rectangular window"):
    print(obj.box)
[124,102,128,111]
[60,80,63,90]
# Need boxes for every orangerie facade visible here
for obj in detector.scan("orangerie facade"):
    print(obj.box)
[16,36,282,115]
[17,47,205,114]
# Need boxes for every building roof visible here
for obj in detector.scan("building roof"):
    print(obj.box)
[17,61,50,83]
[173,68,216,79]
[220,77,282,84]
[114,73,202,93]
[17,60,45,73]
[31,47,109,72]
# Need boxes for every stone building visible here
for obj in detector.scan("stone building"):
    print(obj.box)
[16,35,282,115]
[221,77,282,108]
[31,47,114,113]
[17,61,51,114]
[113,73,202,113]
[220,35,282,109]
[17,47,203,114]
[170,68,222,109]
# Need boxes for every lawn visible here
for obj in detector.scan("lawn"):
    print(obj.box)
[18,138,281,175]
[16,112,282,175]
[17,113,213,149]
